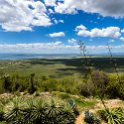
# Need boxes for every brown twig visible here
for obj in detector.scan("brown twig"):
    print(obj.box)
[107,42,124,97]
[79,41,108,111]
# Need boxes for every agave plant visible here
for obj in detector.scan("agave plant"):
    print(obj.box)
[99,107,124,124]
[84,110,101,124]
[30,99,47,124]
[45,99,63,123]
[67,99,79,117]
[59,103,76,124]
[4,97,26,124]
[84,110,95,124]
[32,98,76,124]
[2,96,77,124]
[0,102,4,122]
[22,98,36,124]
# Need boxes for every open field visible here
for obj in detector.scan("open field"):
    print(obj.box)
[1,57,124,78]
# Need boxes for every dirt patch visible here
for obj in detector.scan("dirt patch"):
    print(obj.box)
[75,99,124,124]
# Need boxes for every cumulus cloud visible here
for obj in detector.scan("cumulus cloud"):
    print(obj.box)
[120,37,124,41]
[55,0,77,14]
[0,42,124,54]
[53,19,64,24]
[49,32,65,37]
[54,0,124,18]
[1,0,124,32]
[68,38,77,45]
[75,25,121,38]
[0,0,52,32]
[121,29,124,33]
[44,0,56,6]
[0,42,78,53]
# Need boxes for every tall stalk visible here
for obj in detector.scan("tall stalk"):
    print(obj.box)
[79,41,108,111]
[107,43,124,96]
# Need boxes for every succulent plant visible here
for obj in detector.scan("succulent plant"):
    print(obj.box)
[1,96,77,124]
[99,107,124,124]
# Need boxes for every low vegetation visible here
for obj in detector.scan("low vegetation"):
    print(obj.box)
[0,96,79,124]
[98,108,124,124]
[0,57,124,123]
[0,68,123,99]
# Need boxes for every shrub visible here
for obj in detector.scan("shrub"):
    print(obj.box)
[98,108,124,124]
[84,110,101,124]
[84,110,94,123]
[106,74,124,99]
[2,74,11,92]
[79,81,95,97]
[28,73,37,94]
[2,96,78,124]
[91,70,109,97]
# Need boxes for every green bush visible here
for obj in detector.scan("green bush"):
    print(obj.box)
[98,108,124,124]
[28,73,37,94]
[0,70,123,99]
[0,96,78,124]
[106,74,124,99]
[79,81,95,97]
[91,70,109,96]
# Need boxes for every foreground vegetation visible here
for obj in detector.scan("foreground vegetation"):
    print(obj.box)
[0,93,123,124]
[0,57,124,123]
[0,95,79,124]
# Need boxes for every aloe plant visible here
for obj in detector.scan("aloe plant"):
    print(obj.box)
[31,99,47,124]
[0,102,4,122]
[4,97,26,124]
[99,107,124,124]
[2,97,77,124]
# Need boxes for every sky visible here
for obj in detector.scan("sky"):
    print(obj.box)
[1,0,124,54]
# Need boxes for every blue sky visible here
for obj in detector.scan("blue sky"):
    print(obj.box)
[1,0,124,54]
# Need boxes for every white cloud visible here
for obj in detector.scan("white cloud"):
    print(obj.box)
[48,8,54,14]
[55,0,124,18]
[59,20,64,23]
[53,19,64,24]
[68,38,77,45]
[120,37,124,41]
[0,0,52,32]
[76,25,87,31]
[75,25,121,38]
[121,29,124,33]
[55,0,77,14]
[0,42,78,53]
[109,39,115,43]
[44,0,56,6]
[1,0,124,32]
[0,42,124,54]
[49,32,65,37]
